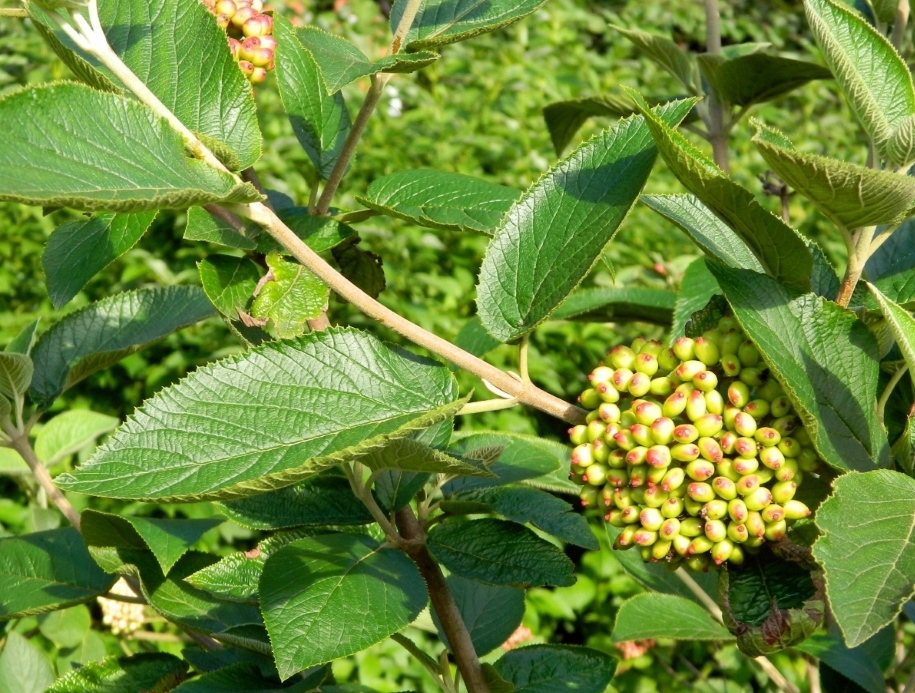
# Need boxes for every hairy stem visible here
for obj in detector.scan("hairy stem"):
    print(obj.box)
[892,0,910,51]
[345,462,401,542]
[674,570,801,693]
[243,202,586,423]
[2,421,81,530]
[836,226,876,308]
[390,0,424,53]
[394,508,490,693]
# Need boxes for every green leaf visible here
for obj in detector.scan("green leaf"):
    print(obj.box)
[356,169,520,235]
[332,240,386,299]
[542,95,639,156]
[476,97,696,341]
[250,253,329,339]
[671,258,721,341]
[38,605,91,649]
[892,416,915,476]
[430,575,525,656]
[457,486,599,549]
[185,529,316,604]
[628,91,813,292]
[812,470,915,646]
[43,212,157,309]
[185,206,258,251]
[720,550,823,656]
[493,644,615,693]
[612,593,733,641]
[275,15,351,179]
[867,283,915,380]
[427,518,575,588]
[260,533,427,679]
[0,353,32,401]
[455,316,502,358]
[45,653,187,693]
[171,662,321,692]
[0,632,54,693]
[0,448,28,475]
[296,27,438,93]
[0,527,116,619]
[710,264,890,471]
[97,0,261,170]
[57,328,460,501]
[0,84,260,212]
[551,287,676,325]
[641,194,765,272]
[257,209,357,255]
[604,525,718,604]
[29,286,215,410]
[361,436,492,477]
[444,432,566,495]
[391,0,548,51]
[610,24,698,91]
[700,53,831,107]
[82,510,223,574]
[753,120,915,230]
[805,0,915,151]
[218,474,372,530]
[198,255,262,318]
[34,409,119,465]
[796,633,885,693]
[871,0,900,22]
[4,319,40,355]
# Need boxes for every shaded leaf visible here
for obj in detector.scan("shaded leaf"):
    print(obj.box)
[38,605,91,649]
[34,409,118,464]
[361,436,492,476]
[4,319,39,355]
[29,286,215,409]
[57,329,460,501]
[43,212,157,309]
[427,518,575,588]
[812,470,915,646]
[0,353,32,401]
[710,264,889,471]
[0,632,54,693]
[444,432,566,495]
[171,661,322,692]
[257,209,357,255]
[46,653,187,693]
[542,95,639,155]
[332,240,386,299]
[610,24,698,91]
[260,533,427,679]
[0,527,116,619]
[356,169,520,235]
[185,206,258,250]
[671,258,721,341]
[198,255,262,318]
[613,594,733,641]
[702,53,831,107]
[431,575,525,656]
[0,84,259,212]
[868,284,915,381]
[454,316,502,358]
[476,98,696,341]
[493,645,615,693]
[551,287,675,326]
[796,633,885,693]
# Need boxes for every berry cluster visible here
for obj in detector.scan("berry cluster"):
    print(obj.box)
[569,316,818,572]
[202,0,276,84]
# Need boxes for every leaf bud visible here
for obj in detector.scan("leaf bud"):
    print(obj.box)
[671,443,701,462]
[783,499,811,519]
[727,522,749,543]
[703,499,729,520]
[720,353,742,377]
[712,476,737,501]
[608,345,637,369]
[728,498,749,523]
[727,381,751,408]
[739,367,765,387]
[744,487,773,512]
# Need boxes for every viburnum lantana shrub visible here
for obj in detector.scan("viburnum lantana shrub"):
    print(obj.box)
[0,0,913,691]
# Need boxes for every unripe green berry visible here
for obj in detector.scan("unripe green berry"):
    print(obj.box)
[580,388,602,410]
[697,437,723,464]
[735,474,761,495]
[590,439,610,464]
[720,354,742,377]
[759,446,785,470]
[659,517,681,539]
[639,507,664,531]
[586,419,606,442]
[744,487,773,512]
[704,390,725,415]
[772,415,798,437]
[598,402,621,424]
[580,486,600,507]
[703,499,729,520]
[613,430,636,451]
[671,443,701,462]
[649,376,674,397]
[694,337,720,366]
[783,499,811,519]
[688,536,715,555]
[678,517,703,537]
[761,504,785,523]
[646,465,667,486]
[660,467,685,492]
[745,511,766,538]
[642,340,664,357]
[651,539,673,561]
[611,368,633,390]
[634,401,662,426]
[606,468,629,487]
[695,414,724,438]
[755,427,781,447]
[728,544,745,565]
[630,337,647,353]
[626,446,648,466]
[734,437,758,459]
[727,522,749,543]
[663,391,688,418]
[716,457,740,481]
[686,554,712,572]
[770,396,792,418]
[650,417,675,445]
[687,482,715,503]
[798,448,819,472]
[775,458,799,482]
[569,425,588,445]
[585,410,600,424]
[719,330,743,355]
[793,427,812,446]
[739,367,765,387]
[633,529,658,546]
[642,486,668,508]
[639,546,652,561]
[672,337,696,362]
[613,488,634,509]
[756,379,784,402]
[605,509,625,526]
[620,410,637,428]
[778,437,801,458]
[712,476,738,500]
[737,340,760,367]
[733,457,759,475]
[728,382,751,408]
[718,316,740,332]
[615,525,637,549]
[628,372,651,397]
[702,328,724,347]
[744,400,770,421]
[686,390,707,421]
[658,348,680,371]
[728,498,749,523]
[583,463,608,486]
[755,467,774,484]
[684,498,704,516]
[704,519,727,542]
[711,539,734,565]
[771,480,797,504]
[620,506,640,525]
[646,445,673,469]
[630,424,654,447]
[609,345,637,369]
[662,496,685,518]
[764,519,787,541]
[673,534,692,556]
[693,370,718,392]
[634,352,659,376]
[596,381,620,403]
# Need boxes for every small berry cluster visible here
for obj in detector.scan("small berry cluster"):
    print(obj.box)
[202,0,276,84]
[569,316,819,572]
[98,578,146,635]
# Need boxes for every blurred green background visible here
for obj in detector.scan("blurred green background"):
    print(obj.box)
[0,0,908,691]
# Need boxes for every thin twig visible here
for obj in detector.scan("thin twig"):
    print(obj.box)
[390,633,450,693]
[0,8,28,17]
[674,569,801,693]
[241,202,586,424]
[903,666,915,693]
[2,422,81,530]
[519,336,531,384]
[878,364,909,426]
[456,397,520,416]
[345,462,402,543]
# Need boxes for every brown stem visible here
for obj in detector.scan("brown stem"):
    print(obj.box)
[3,424,81,530]
[892,0,910,51]
[394,508,490,693]
[307,313,331,331]
[243,203,586,424]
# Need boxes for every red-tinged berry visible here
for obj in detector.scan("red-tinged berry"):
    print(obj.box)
[697,437,723,463]
[620,506,641,524]
[580,487,600,507]
[759,446,785,470]
[615,526,638,549]
[733,412,757,437]
[687,536,714,555]
[716,458,740,481]
[610,368,633,390]
[215,0,237,15]
[687,482,715,503]
[571,444,593,468]
[693,370,718,392]
[685,459,715,481]
[778,437,801,458]
[243,13,273,37]
[626,447,648,466]
[761,504,785,523]
[739,367,765,387]
[686,389,707,421]
[711,539,734,565]
[216,12,231,29]
[703,499,728,520]
[704,519,727,542]
[672,337,696,361]
[744,399,770,419]
[605,509,625,527]
[634,352,659,376]
[662,390,688,418]
[640,507,664,531]
[650,417,675,445]
[672,423,698,444]
[673,534,692,556]
[634,401,662,426]
[613,488,634,509]
[642,486,668,508]
[649,376,675,397]
[733,457,759,475]
[583,464,608,486]
[727,522,749,543]
[646,445,673,469]
[744,487,773,512]
[713,476,737,501]
[734,437,758,459]
[606,468,629,488]
[607,448,627,469]
[598,402,622,423]
[721,353,742,377]
[628,372,651,397]
[630,424,654,447]
[783,499,811,519]
[771,480,797,504]
[227,36,241,59]
[614,430,636,451]
[596,381,620,403]
[633,529,658,546]
[676,360,706,381]
[659,517,680,539]
[661,497,685,519]
[728,381,750,408]
[728,498,749,523]
[568,425,588,446]
[231,5,258,28]
[736,474,761,495]
[695,414,723,438]
[671,443,700,462]
[719,431,738,455]
[764,519,787,541]
[608,345,637,369]
[745,511,766,537]
[589,365,613,384]
[775,459,799,482]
